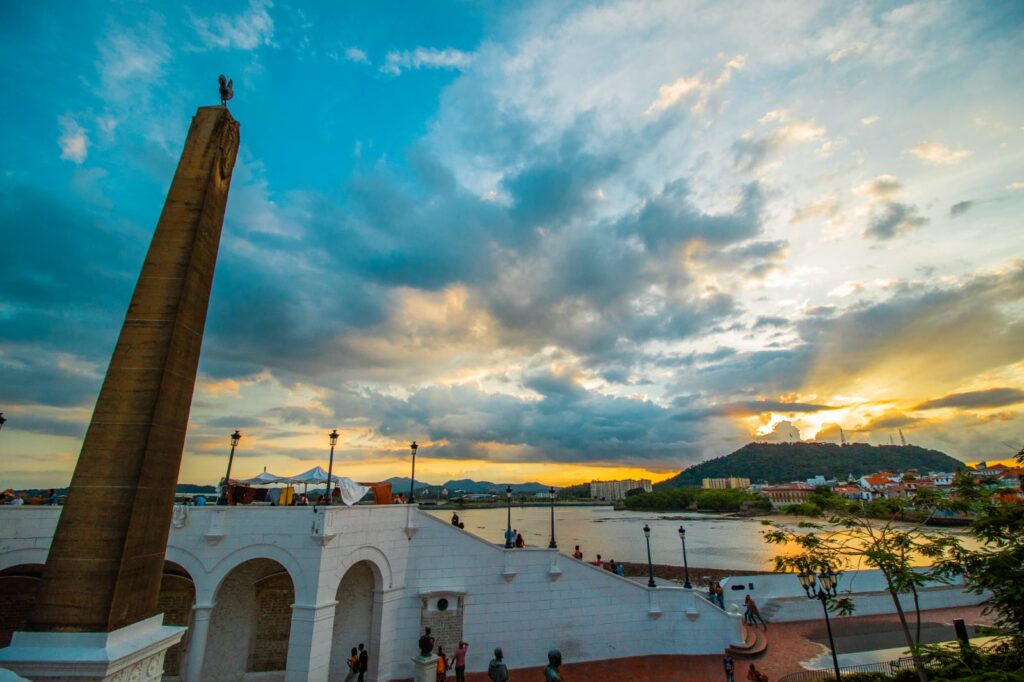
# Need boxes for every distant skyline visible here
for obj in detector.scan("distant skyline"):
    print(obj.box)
[1,1,1023,488]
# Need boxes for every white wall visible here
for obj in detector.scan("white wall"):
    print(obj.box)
[719,570,984,622]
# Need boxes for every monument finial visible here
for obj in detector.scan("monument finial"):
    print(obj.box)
[219,74,234,106]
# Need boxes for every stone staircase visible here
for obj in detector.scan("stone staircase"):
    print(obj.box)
[726,625,768,659]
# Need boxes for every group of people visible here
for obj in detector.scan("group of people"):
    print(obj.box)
[708,580,726,608]
[573,546,626,576]
[1,488,59,505]
[723,655,770,682]
[503,526,526,547]
[743,595,768,629]
[343,643,369,681]
[418,628,564,682]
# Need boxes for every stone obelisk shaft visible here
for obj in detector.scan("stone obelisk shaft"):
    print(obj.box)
[31,106,239,633]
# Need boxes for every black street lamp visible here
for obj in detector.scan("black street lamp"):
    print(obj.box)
[548,487,558,549]
[219,430,242,505]
[678,526,692,589]
[408,441,419,503]
[0,412,6,432]
[325,429,339,505]
[643,523,656,587]
[799,566,842,682]
[505,485,514,548]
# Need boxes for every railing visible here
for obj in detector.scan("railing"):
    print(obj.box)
[779,657,915,681]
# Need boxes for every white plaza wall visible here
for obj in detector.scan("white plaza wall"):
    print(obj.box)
[0,505,740,681]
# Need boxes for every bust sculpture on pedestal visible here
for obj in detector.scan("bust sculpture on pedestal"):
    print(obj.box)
[418,627,435,658]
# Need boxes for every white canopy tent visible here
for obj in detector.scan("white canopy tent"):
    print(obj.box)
[240,468,284,485]
[239,465,370,506]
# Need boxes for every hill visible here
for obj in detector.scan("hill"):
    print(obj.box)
[657,442,965,488]
[382,477,553,495]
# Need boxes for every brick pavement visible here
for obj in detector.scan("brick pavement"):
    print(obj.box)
[453,604,995,682]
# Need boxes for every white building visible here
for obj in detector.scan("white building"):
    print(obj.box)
[701,478,750,490]
[0,505,739,682]
[588,479,653,501]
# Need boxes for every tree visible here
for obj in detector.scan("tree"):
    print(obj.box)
[764,497,962,682]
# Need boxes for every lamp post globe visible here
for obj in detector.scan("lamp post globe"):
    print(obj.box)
[678,526,692,589]
[643,523,656,588]
[408,441,419,503]
[504,485,514,548]
[219,430,242,505]
[548,486,558,549]
[799,566,842,682]
[325,429,339,505]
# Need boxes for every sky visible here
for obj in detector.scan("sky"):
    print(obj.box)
[1,0,1023,489]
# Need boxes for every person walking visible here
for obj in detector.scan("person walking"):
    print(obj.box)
[723,654,735,682]
[357,642,369,682]
[747,662,769,682]
[452,640,469,682]
[745,595,768,629]
[487,648,509,682]
[344,647,359,682]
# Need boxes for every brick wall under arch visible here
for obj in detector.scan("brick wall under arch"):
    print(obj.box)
[329,561,379,681]
[203,558,295,680]
[158,561,196,677]
[0,564,43,647]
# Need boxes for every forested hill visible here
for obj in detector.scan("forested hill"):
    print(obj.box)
[657,442,965,488]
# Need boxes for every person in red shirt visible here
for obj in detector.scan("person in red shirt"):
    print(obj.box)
[453,640,469,682]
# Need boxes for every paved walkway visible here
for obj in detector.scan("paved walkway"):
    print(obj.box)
[458,604,994,681]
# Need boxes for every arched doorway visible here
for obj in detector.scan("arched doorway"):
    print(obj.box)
[204,558,295,680]
[329,561,381,681]
[0,564,43,647]
[159,561,196,678]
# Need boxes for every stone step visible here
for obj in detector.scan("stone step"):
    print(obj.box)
[725,627,768,659]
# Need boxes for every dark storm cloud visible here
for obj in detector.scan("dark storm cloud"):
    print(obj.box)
[864,201,929,240]
[914,387,1024,411]
[2,413,88,439]
[753,316,790,329]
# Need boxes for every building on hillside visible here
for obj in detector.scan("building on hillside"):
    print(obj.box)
[833,484,871,501]
[702,477,751,490]
[974,462,1012,478]
[761,482,814,507]
[589,479,652,501]
[927,472,955,487]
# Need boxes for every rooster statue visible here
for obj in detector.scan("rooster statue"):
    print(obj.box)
[218,74,234,106]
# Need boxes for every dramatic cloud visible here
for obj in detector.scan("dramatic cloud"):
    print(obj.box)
[914,388,1024,411]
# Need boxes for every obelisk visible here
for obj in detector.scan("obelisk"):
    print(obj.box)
[30,104,238,634]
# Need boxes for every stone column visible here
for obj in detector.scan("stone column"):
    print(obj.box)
[285,602,338,682]
[182,604,214,682]
[30,105,240,634]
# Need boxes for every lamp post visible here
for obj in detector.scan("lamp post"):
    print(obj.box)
[548,487,558,549]
[678,526,692,589]
[325,429,339,505]
[643,523,656,587]
[799,566,842,682]
[219,430,242,505]
[505,485,514,548]
[408,441,419,503]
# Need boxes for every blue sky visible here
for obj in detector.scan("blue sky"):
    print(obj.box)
[2,0,1023,488]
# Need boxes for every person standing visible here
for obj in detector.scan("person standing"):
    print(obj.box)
[451,511,460,526]
[504,526,515,546]
[435,645,449,681]
[715,582,725,609]
[616,562,625,577]
[344,647,359,682]
[515,531,525,548]
[594,554,603,568]
[723,654,735,682]
[357,642,368,682]
[487,647,508,682]
[747,662,768,682]
[453,640,469,682]
[573,545,583,560]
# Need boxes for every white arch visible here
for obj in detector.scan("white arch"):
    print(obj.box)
[164,545,212,604]
[0,547,48,572]
[330,545,394,594]
[206,544,308,603]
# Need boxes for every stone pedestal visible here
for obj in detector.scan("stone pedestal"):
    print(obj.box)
[0,614,185,681]
[410,655,439,682]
